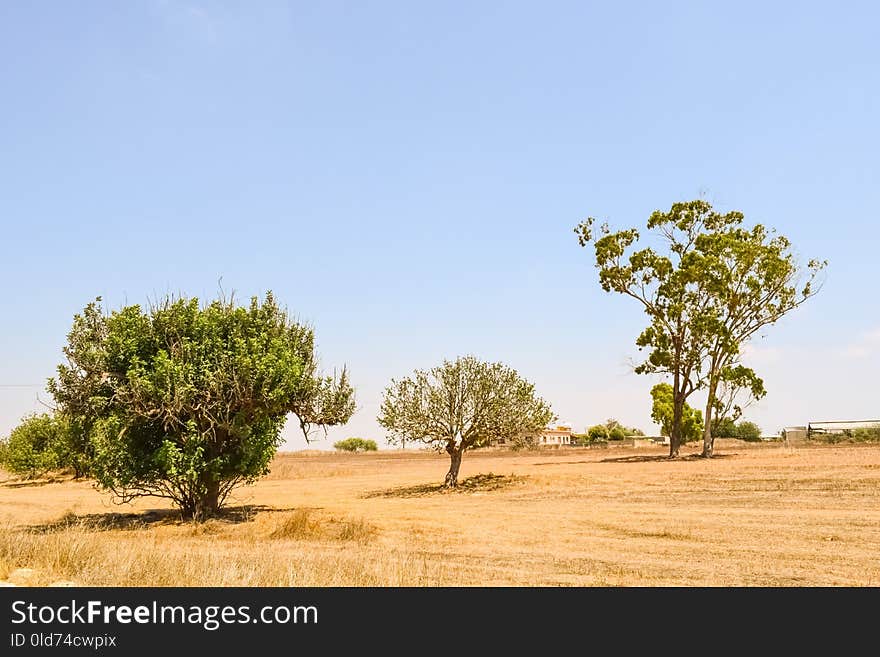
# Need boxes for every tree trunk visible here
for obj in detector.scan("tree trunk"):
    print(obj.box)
[669,368,682,458]
[669,395,683,458]
[187,478,222,521]
[445,448,463,488]
[701,378,719,458]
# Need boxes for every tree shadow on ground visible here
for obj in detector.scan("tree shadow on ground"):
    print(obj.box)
[532,460,594,466]
[600,453,737,464]
[23,505,300,533]
[0,475,73,489]
[363,473,525,499]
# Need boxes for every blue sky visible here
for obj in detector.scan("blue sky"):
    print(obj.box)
[1,1,878,448]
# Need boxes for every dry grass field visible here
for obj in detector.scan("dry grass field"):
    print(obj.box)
[1,439,879,586]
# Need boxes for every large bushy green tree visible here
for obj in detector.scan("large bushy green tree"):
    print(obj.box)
[49,292,355,519]
[377,356,553,487]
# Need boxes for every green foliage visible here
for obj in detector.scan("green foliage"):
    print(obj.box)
[735,421,762,442]
[711,416,738,438]
[48,292,355,520]
[586,419,641,442]
[852,427,880,441]
[0,414,64,479]
[650,383,703,443]
[814,427,880,444]
[576,199,824,457]
[575,201,735,455]
[378,356,553,486]
[334,437,378,452]
[713,366,766,423]
[571,433,591,446]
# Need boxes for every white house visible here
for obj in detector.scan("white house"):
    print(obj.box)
[537,424,574,446]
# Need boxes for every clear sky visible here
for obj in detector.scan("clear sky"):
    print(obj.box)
[1,1,878,449]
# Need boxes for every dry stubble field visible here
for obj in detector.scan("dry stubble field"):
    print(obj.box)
[1,440,879,586]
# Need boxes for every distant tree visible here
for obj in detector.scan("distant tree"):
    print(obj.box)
[571,433,591,446]
[586,419,641,442]
[0,414,64,479]
[48,293,355,520]
[650,383,703,443]
[711,416,738,438]
[377,356,553,487]
[0,413,93,479]
[334,438,378,452]
[735,421,762,442]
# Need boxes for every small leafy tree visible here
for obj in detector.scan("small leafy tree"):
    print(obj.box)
[378,356,553,487]
[333,437,378,452]
[735,421,762,442]
[49,292,355,520]
[587,419,640,442]
[0,414,63,479]
[650,383,703,443]
[711,416,738,438]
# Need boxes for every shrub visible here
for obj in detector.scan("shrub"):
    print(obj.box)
[812,427,880,444]
[571,433,590,446]
[0,414,64,479]
[333,438,378,452]
[587,420,642,442]
[736,421,762,442]
[48,293,355,520]
[712,417,738,438]
[851,427,880,441]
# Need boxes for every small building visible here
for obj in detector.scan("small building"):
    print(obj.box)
[782,426,808,443]
[490,424,573,447]
[537,424,574,446]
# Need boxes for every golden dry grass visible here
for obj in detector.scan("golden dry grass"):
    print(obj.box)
[1,439,879,586]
